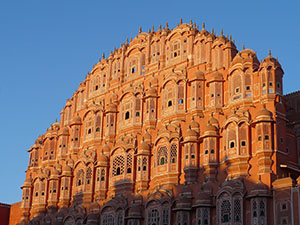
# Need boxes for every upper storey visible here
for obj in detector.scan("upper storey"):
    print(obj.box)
[59,21,284,126]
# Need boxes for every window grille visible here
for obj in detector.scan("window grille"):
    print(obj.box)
[158,146,168,165]
[77,169,84,186]
[170,144,177,163]
[102,214,114,225]
[148,209,159,225]
[162,208,169,225]
[221,200,231,223]
[112,155,125,176]
[233,199,241,222]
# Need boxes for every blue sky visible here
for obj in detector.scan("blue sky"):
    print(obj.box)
[0,0,299,204]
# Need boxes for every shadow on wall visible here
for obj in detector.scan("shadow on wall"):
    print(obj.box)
[18,168,300,225]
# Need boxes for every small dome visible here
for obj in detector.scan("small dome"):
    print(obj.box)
[249,180,269,196]
[143,130,151,143]
[186,127,198,137]
[146,86,156,96]
[62,164,72,176]
[212,71,223,81]
[190,70,205,81]
[107,102,117,112]
[58,127,69,136]
[189,117,200,130]
[150,76,158,86]
[139,141,150,151]
[128,205,142,217]
[203,123,218,136]
[255,107,273,122]
[72,115,82,125]
[102,143,110,155]
[97,154,108,167]
[208,116,219,128]
[23,176,32,187]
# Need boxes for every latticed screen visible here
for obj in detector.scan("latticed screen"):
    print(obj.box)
[221,199,231,223]
[112,155,125,176]
[148,209,159,225]
[127,153,133,173]
[233,199,241,222]
[76,169,84,186]
[162,208,169,225]
[158,146,168,165]
[102,214,114,225]
[170,144,177,163]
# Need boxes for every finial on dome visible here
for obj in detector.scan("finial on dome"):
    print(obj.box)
[152,25,154,32]
[148,28,151,33]
[202,22,205,30]
[229,34,232,41]
[139,27,142,33]
[190,19,193,25]
[242,43,245,50]
[159,24,161,31]
[180,18,183,25]
[130,37,132,42]
[126,38,129,44]
[55,118,58,123]
[221,28,223,36]
[211,28,214,35]
[166,22,169,28]
[194,22,196,28]
[102,52,105,59]
[269,49,271,57]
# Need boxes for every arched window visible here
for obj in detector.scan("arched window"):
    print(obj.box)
[101,169,105,181]
[102,214,114,225]
[112,155,125,176]
[148,209,159,225]
[172,41,180,58]
[170,144,177,163]
[125,111,130,120]
[86,167,92,184]
[127,153,133,174]
[77,169,84,186]
[158,146,168,166]
[221,199,231,223]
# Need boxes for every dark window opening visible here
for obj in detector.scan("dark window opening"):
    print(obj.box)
[265,135,269,140]
[53,190,56,193]
[185,155,189,159]
[132,67,136,73]
[172,158,176,163]
[75,138,78,141]
[35,192,38,197]
[230,141,235,148]
[143,166,147,171]
[263,83,266,87]
[241,141,246,146]
[65,187,68,190]
[174,52,177,57]
[269,82,273,87]
[211,149,215,154]
[179,99,184,104]
[116,167,121,175]
[101,176,105,181]
[258,136,262,141]
[125,111,130,120]
[205,150,209,154]
[136,111,140,117]
[191,154,195,159]
[235,88,240,93]
[138,166,141,171]
[95,85,98,90]
[246,86,250,91]
[88,129,91,134]
[168,100,172,107]
[211,94,214,97]
[41,192,45,196]
[97,177,100,181]
[87,180,90,184]
[127,168,132,173]
[151,109,154,113]
[160,157,165,165]
[96,127,100,132]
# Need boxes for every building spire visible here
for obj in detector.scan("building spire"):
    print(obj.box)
[202,22,205,30]
[242,43,245,50]
[269,49,272,57]
[139,27,142,33]
[180,18,183,25]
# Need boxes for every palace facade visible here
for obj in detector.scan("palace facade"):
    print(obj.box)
[15,21,300,225]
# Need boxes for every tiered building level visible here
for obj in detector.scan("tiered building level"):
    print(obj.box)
[18,21,300,225]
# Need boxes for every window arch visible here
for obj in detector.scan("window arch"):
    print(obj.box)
[86,167,92,184]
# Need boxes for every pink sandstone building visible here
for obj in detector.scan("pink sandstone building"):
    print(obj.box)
[12,20,300,225]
